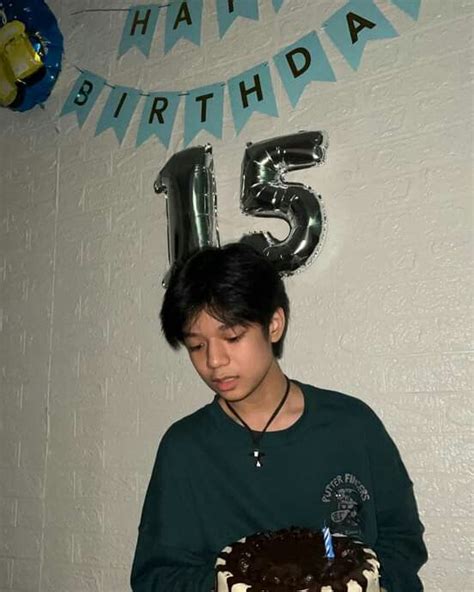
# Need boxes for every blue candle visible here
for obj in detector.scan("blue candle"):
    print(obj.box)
[322,526,335,559]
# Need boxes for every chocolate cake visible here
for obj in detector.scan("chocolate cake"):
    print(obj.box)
[215,527,380,592]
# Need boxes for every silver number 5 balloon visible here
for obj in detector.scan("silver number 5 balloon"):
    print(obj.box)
[155,131,327,283]
[239,131,327,275]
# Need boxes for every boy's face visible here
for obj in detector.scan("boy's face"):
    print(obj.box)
[183,308,285,402]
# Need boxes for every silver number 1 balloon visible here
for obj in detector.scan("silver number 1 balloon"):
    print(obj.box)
[239,131,328,275]
[155,144,220,286]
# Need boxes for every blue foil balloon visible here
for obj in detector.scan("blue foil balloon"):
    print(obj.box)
[1,0,63,111]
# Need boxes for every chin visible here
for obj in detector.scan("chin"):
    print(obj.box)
[219,388,253,403]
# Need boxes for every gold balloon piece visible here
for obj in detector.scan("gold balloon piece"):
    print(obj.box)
[0,54,17,106]
[0,18,44,107]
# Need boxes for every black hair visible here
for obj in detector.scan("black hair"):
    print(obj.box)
[160,243,290,358]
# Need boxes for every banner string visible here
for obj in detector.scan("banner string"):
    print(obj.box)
[71,4,172,16]
[70,62,253,97]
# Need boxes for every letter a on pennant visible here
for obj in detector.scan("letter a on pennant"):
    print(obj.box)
[323,0,398,70]
[164,0,203,53]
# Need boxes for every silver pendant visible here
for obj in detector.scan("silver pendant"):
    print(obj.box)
[251,449,265,468]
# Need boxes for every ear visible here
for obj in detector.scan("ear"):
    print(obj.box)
[268,307,286,343]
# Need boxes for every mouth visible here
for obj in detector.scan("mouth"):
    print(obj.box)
[212,376,239,392]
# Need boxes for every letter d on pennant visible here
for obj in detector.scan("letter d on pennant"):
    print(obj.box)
[274,32,335,107]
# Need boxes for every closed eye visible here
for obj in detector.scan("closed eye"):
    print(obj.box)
[187,343,203,352]
[227,332,245,343]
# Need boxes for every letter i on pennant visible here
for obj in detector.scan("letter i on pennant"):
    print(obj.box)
[95,86,141,144]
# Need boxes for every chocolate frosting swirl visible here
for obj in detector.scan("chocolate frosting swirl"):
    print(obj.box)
[216,526,379,592]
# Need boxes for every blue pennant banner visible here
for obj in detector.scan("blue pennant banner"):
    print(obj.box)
[228,62,278,134]
[164,0,203,54]
[184,82,225,146]
[64,0,422,146]
[118,4,161,58]
[274,31,336,108]
[136,92,181,148]
[388,0,421,20]
[323,0,398,70]
[95,86,141,144]
[216,0,259,38]
[272,0,285,11]
[61,70,106,127]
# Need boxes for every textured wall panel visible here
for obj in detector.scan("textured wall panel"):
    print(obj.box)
[0,0,472,590]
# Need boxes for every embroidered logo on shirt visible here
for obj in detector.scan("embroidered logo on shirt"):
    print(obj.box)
[321,473,370,537]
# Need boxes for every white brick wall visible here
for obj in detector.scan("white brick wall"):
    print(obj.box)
[0,1,472,590]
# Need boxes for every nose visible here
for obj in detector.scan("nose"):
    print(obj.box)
[206,339,229,369]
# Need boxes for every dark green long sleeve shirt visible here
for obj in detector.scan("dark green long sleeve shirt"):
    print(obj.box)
[131,382,427,591]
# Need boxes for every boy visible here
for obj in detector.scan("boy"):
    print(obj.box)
[131,243,427,591]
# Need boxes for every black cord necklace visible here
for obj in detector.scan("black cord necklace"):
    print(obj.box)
[224,376,291,468]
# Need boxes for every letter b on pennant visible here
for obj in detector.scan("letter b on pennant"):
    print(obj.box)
[61,70,106,127]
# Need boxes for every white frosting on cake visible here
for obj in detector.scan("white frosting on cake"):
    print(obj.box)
[215,534,381,592]
[216,570,252,592]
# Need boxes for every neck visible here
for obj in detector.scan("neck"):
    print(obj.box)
[219,361,288,420]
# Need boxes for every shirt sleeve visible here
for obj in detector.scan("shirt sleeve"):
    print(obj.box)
[130,426,217,592]
[364,406,428,592]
